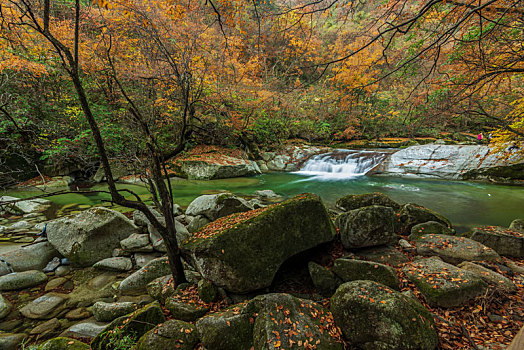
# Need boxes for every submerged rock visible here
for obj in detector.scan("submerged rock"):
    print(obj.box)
[46,207,139,266]
[330,280,437,350]
[335,205,397,249]
[181,193,336,293]
[403,257,488,308]
[336,192,400,211]
[469,226,524,258]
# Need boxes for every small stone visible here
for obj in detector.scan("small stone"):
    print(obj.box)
[118,257,171,293]
[43,257,62,273]
[399,239,413,249]
[93,257,133,272]
[55,265,71,276]
[30,317,61,335]
[92,301,139,322]
[65,307,91,320]
[62,321,108,339]
[20,293,68,319]
[121,233,153,252]
[45,277,68,291]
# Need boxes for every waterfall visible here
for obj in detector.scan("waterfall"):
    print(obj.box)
[295,149,389,179]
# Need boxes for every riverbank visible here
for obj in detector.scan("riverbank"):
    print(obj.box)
[0,192,522,349]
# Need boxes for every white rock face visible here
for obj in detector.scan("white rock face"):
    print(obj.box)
[374,144,521,179]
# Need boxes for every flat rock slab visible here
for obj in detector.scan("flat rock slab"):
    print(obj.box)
[93,257,133,272]
[458,262,517,293]
[413,234,500,264]
[470,226,524,258]
[61,320,108,339]
[20,292,68,319]
[182,193,336,293]
[354,245,409,267]
[403,257,488,308]
[0,270,47,291]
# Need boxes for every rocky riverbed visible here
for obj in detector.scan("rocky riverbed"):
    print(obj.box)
[0,191,523,349]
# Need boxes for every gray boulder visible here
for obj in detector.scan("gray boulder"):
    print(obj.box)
[118,257,171,293]
[120,233,153,252]
[0,270,47,291]
[336,192,400,211]
[333,258,399,290]
[403,257,488,307]
[181,193,336,293]
[148,219,190,252]
[187,215,210,233]
[470,226,524,257]
[330,280,437,350]
[413,234,500,264]
[185,193,254,221]
[0,241,59,274]
[93,257,133,272]
[335,205,397,249]
[46,207,139,266]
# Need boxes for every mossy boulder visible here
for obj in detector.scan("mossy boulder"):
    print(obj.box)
[136,319,199,350]
[335,205,397,249]
[398,204,451,234]
[308,262,342,297]
[458,262,517,293]
[330,280,437,350]
[251,294,343,350]
[354,246,409,267]
[333,258,399,290]
[181,193,336,293]
[36,337,90,350]
[413,234,500,265]
[509,219,524,232]
[469,226,524,257]
[196,303,255,350]
[336,192,400,211]
[92,301,139,322]
[146,275,176,302]
[185,193,254,221]
[402,257,488,308]
[410,221,454,238]
[90,301,166,350]
[165,298,209,321]
[46,207,139,266]
[198,279,218,303]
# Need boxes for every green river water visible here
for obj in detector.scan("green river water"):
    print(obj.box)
[6,172,524,232]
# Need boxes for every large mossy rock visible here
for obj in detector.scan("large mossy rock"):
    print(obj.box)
[398,203,451,234]
[181,193,336,293]
[252,294,343,350]
[413,234,500,265]
[403,257,488,308]
[410,221,454,238]
[47,207,139,266]
[36,337,90,350]
[136,319,199,350]
[185,193,254,221]
[330,280,437,350]
[336,192,400,211]
[458,262,517,293]
[90,301,166,350]
[196,303,256,350]
[469,226,524,258]
[335,205,397,249]
[333,258,399,290]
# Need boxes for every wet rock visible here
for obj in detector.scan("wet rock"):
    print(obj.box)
[333,258,399,290]
[403,257,488,308]
[0,270,47,291]
[136,319,199,350]
[93,257,133,272]
[330,280,437,350]
[45,277,67,292]
[20,292,68,319]
[335,205,397,249]
[92,301,138,322]
[46,207,139,266]
[413,234,501,265]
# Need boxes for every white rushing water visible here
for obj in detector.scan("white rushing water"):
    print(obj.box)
[295,149,390,180]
